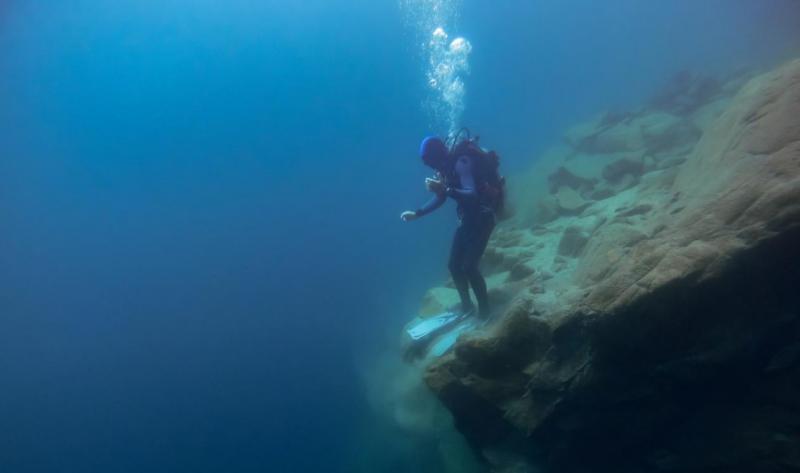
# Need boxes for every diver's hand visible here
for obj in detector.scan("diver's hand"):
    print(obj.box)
[425,178,445,194]
[400,210,418,222]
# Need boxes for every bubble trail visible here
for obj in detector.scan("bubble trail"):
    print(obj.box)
[400,0,472,139]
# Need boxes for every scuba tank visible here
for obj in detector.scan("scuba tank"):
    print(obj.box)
[447,128,507,215]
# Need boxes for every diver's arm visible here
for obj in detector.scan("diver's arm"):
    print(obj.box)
[414,192,447,217]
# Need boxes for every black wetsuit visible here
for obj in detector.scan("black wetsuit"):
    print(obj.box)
[415,154,496,317]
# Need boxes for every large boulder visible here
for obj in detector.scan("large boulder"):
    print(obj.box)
[556,226,589,258]
[637,112,702,155]
[554,186,590,214]
[423,59,800,473]
[565,117,645,155]
[563,112,701,158]
[648,70,723,115]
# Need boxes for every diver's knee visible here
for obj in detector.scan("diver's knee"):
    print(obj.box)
[465,265,482,280]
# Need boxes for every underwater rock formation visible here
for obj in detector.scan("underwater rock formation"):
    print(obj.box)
[418,59,800,472]
[649,70,724,115]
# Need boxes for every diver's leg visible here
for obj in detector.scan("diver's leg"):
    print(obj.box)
[464,214,496,318]
[448,225,474,313]
[468,268,489,317]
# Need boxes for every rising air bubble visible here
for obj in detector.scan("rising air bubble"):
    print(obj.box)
[423,28,472,138]
[400,0,470,138]
[449,37,470,54]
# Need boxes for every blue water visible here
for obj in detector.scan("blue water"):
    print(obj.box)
[1,1,798,472]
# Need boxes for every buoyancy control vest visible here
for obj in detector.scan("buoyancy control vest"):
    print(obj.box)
[447,131,506,216]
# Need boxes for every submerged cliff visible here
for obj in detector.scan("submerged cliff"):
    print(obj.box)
[419,59,800,472]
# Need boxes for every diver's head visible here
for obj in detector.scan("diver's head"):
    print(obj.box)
[419,136,448,170]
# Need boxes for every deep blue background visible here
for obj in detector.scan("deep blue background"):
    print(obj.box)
[1,1,798,471]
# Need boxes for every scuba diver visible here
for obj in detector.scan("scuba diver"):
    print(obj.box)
[401,130,505,319]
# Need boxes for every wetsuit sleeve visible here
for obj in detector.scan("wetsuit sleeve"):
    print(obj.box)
[415,192,446,217]
[446,155,478,201]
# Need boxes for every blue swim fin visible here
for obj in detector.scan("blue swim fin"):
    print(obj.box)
[406,311,461,340]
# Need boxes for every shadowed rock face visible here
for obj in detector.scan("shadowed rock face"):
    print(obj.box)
[423,59,800,473]
[649,70,724,115]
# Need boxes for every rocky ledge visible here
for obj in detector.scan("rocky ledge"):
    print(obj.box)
[421,59,800,472]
